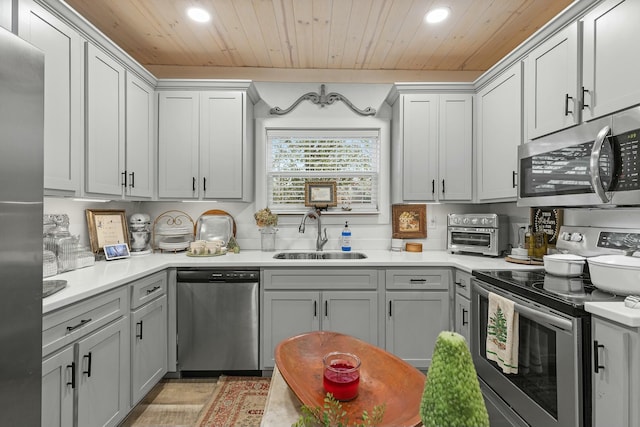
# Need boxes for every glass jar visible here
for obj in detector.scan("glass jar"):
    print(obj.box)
[322,351,361,401]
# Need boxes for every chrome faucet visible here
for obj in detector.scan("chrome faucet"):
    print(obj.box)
[299,208,328,251]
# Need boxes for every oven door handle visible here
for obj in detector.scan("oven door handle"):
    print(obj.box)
[474,282,573,331]
[589,125,612,203]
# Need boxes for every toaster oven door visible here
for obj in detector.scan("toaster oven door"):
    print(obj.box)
[448,227,497,256]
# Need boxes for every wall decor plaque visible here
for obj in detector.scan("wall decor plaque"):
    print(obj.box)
[392,204,427,239]
[86,209,130,253]
[530,207,563,246]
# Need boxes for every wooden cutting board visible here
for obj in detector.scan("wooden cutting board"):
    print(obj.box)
[505,256,543,265]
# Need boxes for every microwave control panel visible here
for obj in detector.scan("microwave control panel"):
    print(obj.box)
[615,128,640,191]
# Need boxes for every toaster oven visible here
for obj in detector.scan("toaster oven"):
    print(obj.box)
[447,213,509,257]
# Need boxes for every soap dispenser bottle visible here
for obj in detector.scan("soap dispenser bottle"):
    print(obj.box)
[341,221,352,252]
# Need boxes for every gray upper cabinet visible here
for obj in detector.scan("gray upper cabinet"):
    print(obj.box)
[524,22,580,140]
[391,91,473,203]
[157,88,254,201]
[18,0,82,196]
[125,73,154,199]
[582,0,640,121]
[476,62,522,202]
[85,42,126,197]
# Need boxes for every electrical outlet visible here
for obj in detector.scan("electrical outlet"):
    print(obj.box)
[428,215,437,229]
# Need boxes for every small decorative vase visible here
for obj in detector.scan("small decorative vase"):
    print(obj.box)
[260,226,278,252]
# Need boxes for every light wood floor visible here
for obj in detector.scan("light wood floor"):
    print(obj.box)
[119,378,218,427]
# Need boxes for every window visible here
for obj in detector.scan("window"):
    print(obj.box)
[266,130,380,212]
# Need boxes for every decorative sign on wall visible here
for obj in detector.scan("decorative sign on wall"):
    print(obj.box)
[530,207,563,246]
[392,204,427,239]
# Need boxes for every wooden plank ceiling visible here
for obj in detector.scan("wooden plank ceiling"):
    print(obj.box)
[65,0,573,82]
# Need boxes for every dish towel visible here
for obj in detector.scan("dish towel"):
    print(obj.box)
[486,292,519,374]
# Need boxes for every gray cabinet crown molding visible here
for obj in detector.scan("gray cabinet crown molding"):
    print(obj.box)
[155,79,259,103]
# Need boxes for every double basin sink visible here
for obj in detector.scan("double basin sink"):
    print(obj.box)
[273,252,367,260]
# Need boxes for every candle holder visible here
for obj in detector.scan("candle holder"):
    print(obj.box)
[322,351,361,401]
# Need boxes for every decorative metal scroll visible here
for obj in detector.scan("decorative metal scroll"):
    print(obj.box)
[269,84,376,116]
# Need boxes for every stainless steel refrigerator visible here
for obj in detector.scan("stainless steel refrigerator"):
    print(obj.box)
[0,27,44,425]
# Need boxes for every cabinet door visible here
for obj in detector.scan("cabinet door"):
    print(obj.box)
[41,346,74,427]
[157,91,200,198]
[583,0,640,121]
[401,94,438,201]
[131,295,167,406]
[19,0,81,195]
[322,291,378,346]
[476,62,522,201]
[454,295,470,344]
[85,43,126,196]
[262,291,320,368]
[593,318,632,427]
[439,94,473,201]
[125,73,154,199]
[386,291,449,369]
[200,91,244,199]
[76,317,129,427]
[525,22,579,139]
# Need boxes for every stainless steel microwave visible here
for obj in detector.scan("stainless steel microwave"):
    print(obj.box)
[518,106,640,207]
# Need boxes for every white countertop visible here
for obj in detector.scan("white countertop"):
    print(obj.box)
[585,301,640,328]
[43,249,539,314]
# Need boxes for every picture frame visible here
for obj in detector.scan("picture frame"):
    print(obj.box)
[392,204,427,239]
[304,181,337,208]
[86,209,130,254]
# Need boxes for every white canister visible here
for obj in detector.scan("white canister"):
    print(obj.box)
[391,238,403,252]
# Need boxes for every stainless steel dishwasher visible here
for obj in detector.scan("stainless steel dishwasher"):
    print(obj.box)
[177,268,259,374]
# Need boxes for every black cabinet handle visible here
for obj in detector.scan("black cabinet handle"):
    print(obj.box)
[455,280,466,289]
[325,301,328,317]
[582,87,590,109]
[410,278,427,283]
[129,172,135,188]
[66,318,92,333]
[313,300,317,317]
[442,179,445,194]
[66,362,75,389]
[121,171,127,187]
[512,171,517,188]
[389,301,392,317]
[203,177,207,192]
[594,340,605,373]
[146,285,161,295]
[462,308,468,326]
[192,177,196,192]
[83,352,92,377]
[564,94,573,116]
[431,179,435,194]
[136,321,143,340]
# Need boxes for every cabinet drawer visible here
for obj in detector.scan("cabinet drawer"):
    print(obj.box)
[454,270,472,299]
[263,269,378,290]
[43,287,127,357]
[385,268,451,290]
[130,271,167,309]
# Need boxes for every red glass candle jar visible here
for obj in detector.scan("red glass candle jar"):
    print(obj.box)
[322,351,361,401]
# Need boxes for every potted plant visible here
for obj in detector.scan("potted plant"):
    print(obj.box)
[420,331,489,427]
[254,207,278,251]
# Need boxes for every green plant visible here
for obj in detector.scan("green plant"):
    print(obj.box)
[293,393,385,427]
[420,331,489,427]
[254,207,278,227]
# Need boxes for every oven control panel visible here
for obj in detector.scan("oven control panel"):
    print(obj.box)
[557,225,640,256]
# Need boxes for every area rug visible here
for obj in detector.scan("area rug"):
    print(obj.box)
[196,376,271,427]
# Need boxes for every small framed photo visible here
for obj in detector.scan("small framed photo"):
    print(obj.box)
[103,243,131,261]
[305,181,337,208]
[86,209,130,254]
[392,204,427,239]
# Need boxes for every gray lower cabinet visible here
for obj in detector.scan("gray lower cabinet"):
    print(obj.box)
[385,268,451,369]
[592,316,640,426]
[41,286,129,427]
[453,270,472,344]
[130,271,167,405]
[261,268,378,369]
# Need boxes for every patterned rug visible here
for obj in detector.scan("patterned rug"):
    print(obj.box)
[196,376,271,427]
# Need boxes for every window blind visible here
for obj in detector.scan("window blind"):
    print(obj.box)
[266,130,380,212]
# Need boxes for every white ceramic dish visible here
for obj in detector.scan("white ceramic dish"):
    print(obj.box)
[543,253,585,277]
[588,255,640,295]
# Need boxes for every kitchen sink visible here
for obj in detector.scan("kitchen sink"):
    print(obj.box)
[273,252,367,260]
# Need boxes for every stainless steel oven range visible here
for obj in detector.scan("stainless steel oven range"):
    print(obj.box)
[447,213,509,257]
[470,224,633,427]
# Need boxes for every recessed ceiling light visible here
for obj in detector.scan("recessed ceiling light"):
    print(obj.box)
[187,7,211,23]
[425,7,450,24]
